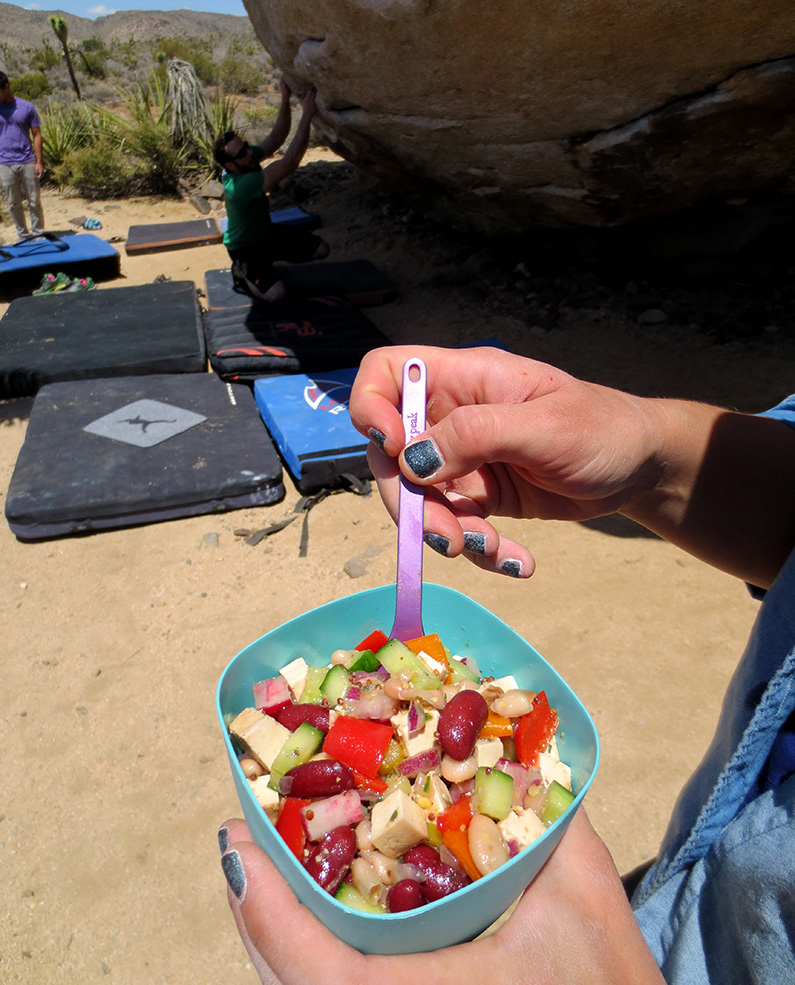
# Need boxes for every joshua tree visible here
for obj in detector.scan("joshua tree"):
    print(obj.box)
[48,15,81,100]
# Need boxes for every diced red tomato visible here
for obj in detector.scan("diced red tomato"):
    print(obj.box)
[275,797,311,860]
[355,629,389,653]
[515,691,559,767]
[436,794,474,833]
[323,716,394,778]
[479,710,514,739]
[351,768,388,794]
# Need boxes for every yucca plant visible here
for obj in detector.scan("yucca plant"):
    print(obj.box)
[40,101,99,169]
[166,58,210,148]
[48,15,81,100]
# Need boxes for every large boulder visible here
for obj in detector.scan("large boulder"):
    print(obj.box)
[243,0,795,233]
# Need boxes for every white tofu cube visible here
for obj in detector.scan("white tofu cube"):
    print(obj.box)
[248,776,280,821]
[390,708,440,759]
[475,736,504,769]
[413,648,448,682]
[370,788,428,858]
[279,657,309,701]
[488,675,520,693]
[231,710,291,772]
[412,771,452,815]
[537,751,572,791]
[498,807,547,851]
[229,706,266,740]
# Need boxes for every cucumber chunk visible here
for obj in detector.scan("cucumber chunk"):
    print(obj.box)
[447,656,480,684]
[540,779,576,826]
[474,766,514,821]
[299,666,328,706]
[377,638,443,690]
[335,880,387,913]
[320,664,351,705]
[267,721,324,791]
[345,648,382,673]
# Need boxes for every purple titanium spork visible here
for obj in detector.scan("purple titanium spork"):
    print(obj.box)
[389,357,428,641]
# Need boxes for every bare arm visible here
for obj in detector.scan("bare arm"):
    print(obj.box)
[257,78,292,159]
[349,346,795,590]
[31,126,43,178]
[260,89,317,194]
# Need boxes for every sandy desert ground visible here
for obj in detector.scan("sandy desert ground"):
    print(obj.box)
[1,148,794,982]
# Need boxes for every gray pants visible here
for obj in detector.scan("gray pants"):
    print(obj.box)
[0,161,45,240]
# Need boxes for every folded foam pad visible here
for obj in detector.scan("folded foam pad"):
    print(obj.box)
[0,280,206,398]
[220,207,321,232]
[204,295,391,382]
[204,260,397,309]
[254,367,370,492]
[5,373,285,540]
[0,233,120,289]
[124,218,223,255]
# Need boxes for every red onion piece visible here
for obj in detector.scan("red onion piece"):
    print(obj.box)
[397,746,442,777]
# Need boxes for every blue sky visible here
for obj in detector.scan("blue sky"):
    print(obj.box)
[10,0,248,18]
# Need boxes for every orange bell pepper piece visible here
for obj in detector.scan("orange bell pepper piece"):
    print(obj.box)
[404,633,451,681]
[479,710,514,739]
[436,796,482,881]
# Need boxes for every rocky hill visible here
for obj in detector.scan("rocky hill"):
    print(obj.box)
[0,3,251,52]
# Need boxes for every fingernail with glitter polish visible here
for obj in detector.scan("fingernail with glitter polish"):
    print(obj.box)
[368,427,386,453]
[217,826,230,854]
[404,439,443,479]
[221,849,247,901]
[500,559,523,578]
[424,532,450,557]
[463,532,487,555]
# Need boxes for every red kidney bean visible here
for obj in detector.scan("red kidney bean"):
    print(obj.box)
[280,759,355,797]
[402,845,442,871]
[402,844,469,901]
[387,879,426,912]
[437,690,489,760]
[277,703,330,733]
[303,826,356,894]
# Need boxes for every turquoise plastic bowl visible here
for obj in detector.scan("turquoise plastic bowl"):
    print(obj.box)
[216,583,600,954]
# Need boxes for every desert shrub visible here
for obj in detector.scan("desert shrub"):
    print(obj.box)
[82,37,105,53]
[52,138,131,197]
[242,105,276,131]
[30,41,60,73]
[75,50,107,79]
[11,72,53,101]
[219,54,262,95]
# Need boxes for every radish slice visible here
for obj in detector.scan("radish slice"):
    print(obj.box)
[252,676,292,715]
[301,790,366,842]
[397,747,442,777]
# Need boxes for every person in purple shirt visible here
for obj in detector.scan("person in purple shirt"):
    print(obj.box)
[0,71,45,241]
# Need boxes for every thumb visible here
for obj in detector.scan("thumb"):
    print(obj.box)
[222,838,368,985]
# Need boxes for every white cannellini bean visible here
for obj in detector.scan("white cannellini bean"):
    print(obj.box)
[490,688,537,718]
[238,756,264,779]
[351,857,383,902]
[478,683,505,704]
[355,817,373,851]
[440,752,478,783]
[330,648,352,665]
[360,848,405,885]
[468,813,510,876]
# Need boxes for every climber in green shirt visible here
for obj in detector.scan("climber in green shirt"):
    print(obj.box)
[213,79,329,302]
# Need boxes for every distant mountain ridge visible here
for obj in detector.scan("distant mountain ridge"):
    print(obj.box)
[0,3,251,52]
